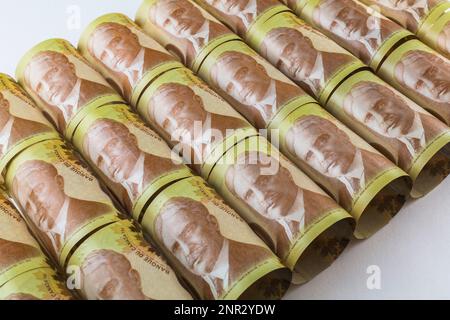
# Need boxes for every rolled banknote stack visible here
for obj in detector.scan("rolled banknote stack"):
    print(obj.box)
[279,0,450,129]
[134,0,413,242]
[0,189,73,300]
[189,0,450,199]
[15,37,294,300]
[358,0,450,59]
[0,74,194,300]
[79,12,368,286]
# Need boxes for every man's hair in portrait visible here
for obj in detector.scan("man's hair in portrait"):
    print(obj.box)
[155,196,220,241]
[13,160,59,192]
[394,50,434,83]
[24,51,75,89]
[210,51,267,90]
[260,27,309,66]
[225,151,284,196]
[89,22,139,60]
[149,82,202,122]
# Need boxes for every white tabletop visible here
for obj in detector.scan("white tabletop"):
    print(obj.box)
[1,0,449,300]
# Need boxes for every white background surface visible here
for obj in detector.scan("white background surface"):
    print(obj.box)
[1,0,449,300]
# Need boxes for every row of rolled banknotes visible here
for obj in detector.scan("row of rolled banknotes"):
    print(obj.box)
[1,0,450,300]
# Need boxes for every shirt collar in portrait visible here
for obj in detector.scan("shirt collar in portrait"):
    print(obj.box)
[122,151,147,199]
[233,0,257,30]
[121,48,146,88]
[46,196,70,252]
[0,115,14,154]
[186,21,211,53]
[300,51,325,96]
[359,20,383,57]
[254,79,277,122]
[203,239,230,300]
[399,0,428,23]
[276,189,306,242]
[59,79,82,122]
[338,148,365,196]
[397,111,426,157]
